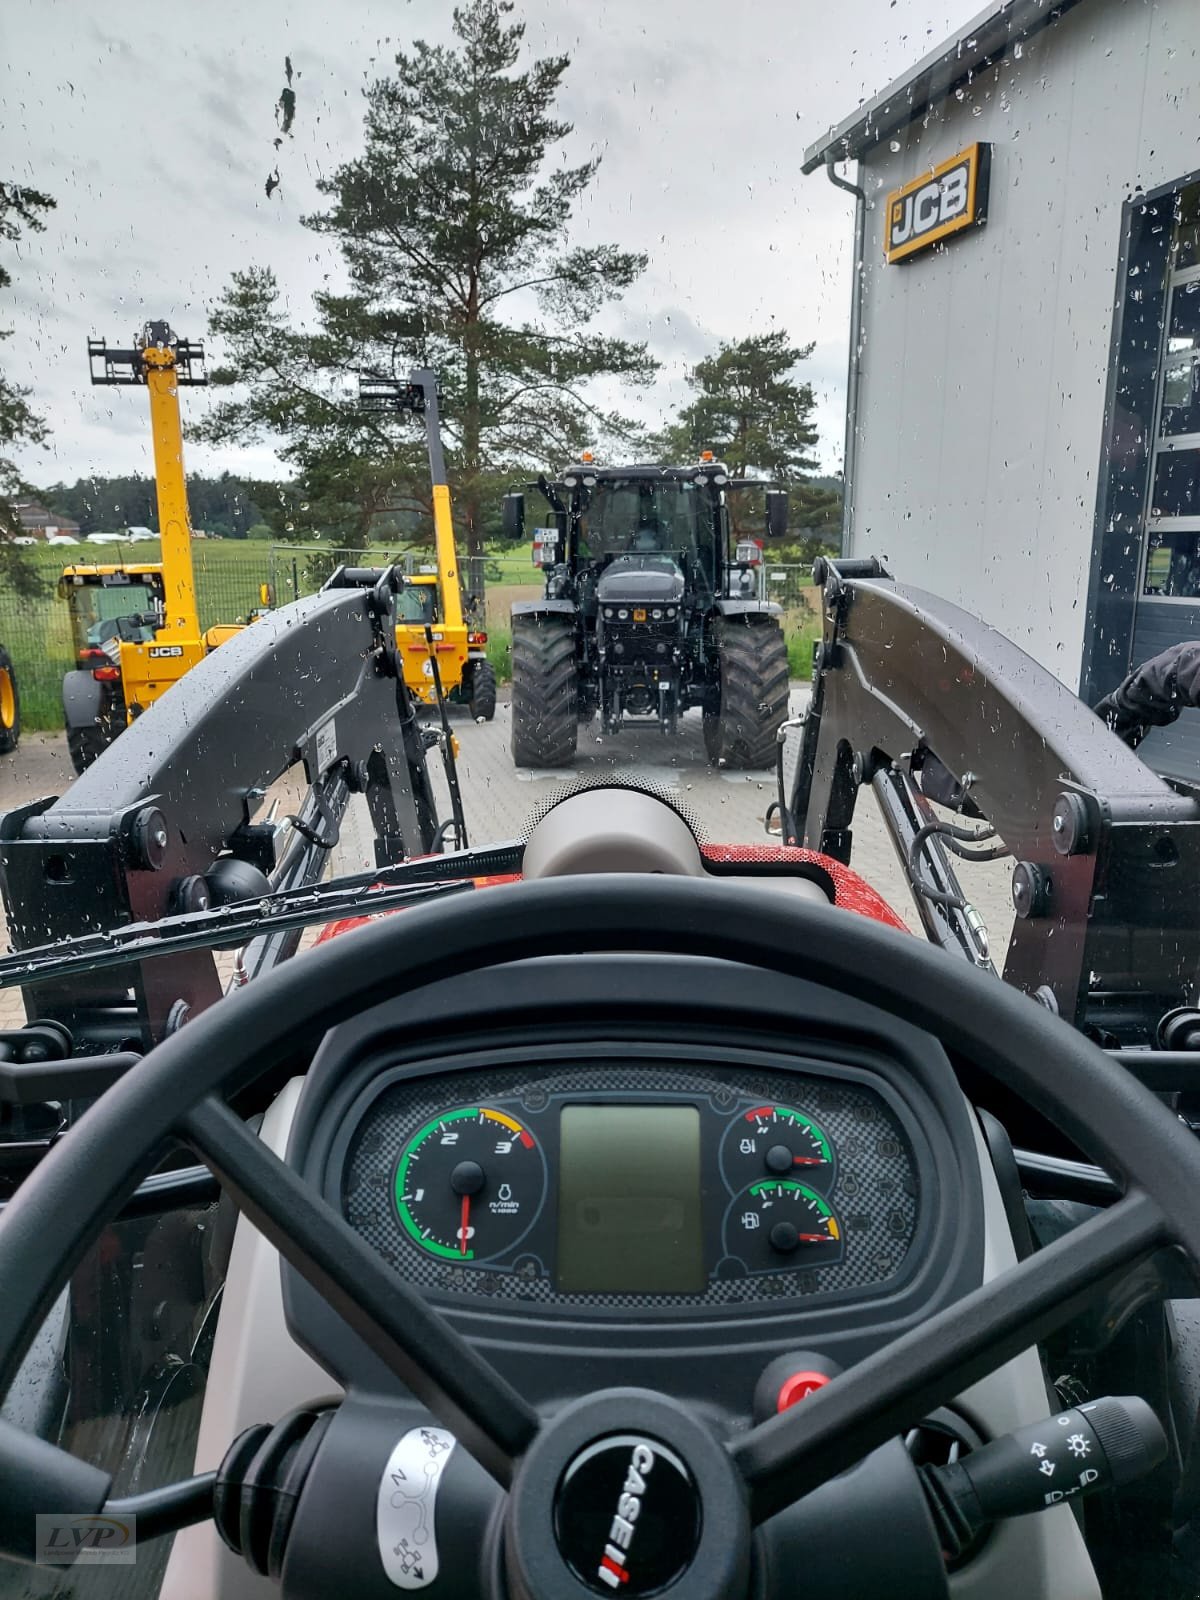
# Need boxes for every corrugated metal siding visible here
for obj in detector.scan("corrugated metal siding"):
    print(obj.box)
[848,0,1197,685]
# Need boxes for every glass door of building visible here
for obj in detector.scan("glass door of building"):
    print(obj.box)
[1131,186,1200,775]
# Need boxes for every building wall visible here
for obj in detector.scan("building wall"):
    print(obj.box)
[848,0,1198,685]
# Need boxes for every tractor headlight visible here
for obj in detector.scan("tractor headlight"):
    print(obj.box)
[603,607,614,620]
[618,608,629,621]
[667,607,677,619]
[652,608,663,620]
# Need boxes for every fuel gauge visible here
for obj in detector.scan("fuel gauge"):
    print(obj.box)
[724,1180,843,1274]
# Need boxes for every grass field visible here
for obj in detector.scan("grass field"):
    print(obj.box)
[1,540,817,729]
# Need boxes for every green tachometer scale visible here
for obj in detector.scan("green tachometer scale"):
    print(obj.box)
[394,1105,547,1263]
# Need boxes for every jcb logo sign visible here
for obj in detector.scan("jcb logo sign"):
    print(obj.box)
[885,143,990,264]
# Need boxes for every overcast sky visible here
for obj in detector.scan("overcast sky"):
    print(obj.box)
[0,0,984,489]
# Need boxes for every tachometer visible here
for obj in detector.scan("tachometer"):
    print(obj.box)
[721,1103,833,1194]
[723,1179,843,1273]
[394,1106,547,1263]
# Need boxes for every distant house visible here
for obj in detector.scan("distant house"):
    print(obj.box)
[14,501,81,540]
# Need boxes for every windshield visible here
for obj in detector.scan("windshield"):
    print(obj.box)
[63,583,160,656]
[1,1,1197,1594]
[395,583,438,625]
[578,480,717,562]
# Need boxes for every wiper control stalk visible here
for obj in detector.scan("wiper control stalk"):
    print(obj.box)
[922,1395,1166,1559]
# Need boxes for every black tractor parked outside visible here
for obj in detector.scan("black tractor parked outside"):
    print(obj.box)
[504,458,791,769]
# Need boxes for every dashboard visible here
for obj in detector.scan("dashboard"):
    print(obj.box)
[335,1056,921,1313]
[283,954,987,1410]
[165,953,1103,1598]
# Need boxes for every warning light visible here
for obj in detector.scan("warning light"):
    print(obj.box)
[700,449,715,462]
[581,450,595,463]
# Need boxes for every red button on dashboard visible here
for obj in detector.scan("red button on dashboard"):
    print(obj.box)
[776,1370,832,1412]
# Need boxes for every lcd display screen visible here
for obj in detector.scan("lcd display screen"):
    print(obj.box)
[556,1104,704,1293]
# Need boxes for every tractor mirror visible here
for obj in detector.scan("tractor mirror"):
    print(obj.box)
[765,489,789,539]
[503,493,525,541]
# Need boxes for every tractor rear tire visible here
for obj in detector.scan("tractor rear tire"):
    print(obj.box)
[511,616,578,768]
[0,647,19,755]
[703,617,789,770]
[467,659,497,722]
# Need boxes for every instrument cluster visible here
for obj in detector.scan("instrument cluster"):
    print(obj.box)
[339,1059,920,1313]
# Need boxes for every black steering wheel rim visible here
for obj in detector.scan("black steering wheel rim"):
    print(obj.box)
[0,873,1194,1586]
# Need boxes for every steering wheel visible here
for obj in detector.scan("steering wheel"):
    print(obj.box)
[0,874,1196,1599]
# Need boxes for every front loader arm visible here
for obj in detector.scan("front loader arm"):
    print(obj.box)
[0,569,439,1049]
[790,560,1200,1040]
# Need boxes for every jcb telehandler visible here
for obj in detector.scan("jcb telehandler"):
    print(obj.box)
[359,370,496,721]
[59,322,259,772]
[503,455,790,769]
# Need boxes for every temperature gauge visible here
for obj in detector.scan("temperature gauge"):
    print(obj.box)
[724,1180,843,1273]
[393,1106,547,1263]
[722,1104,833,1194]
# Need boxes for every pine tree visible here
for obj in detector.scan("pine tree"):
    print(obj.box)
[657,331,841,542]
[200,1,656,558]
[0,181,55,595]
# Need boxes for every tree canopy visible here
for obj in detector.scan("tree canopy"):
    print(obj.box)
[41,472,267,539]
[199,0,657,556]
[656,330,841,543]
[0,180,55,594]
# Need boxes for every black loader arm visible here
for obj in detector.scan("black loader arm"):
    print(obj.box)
[0,572,439,1049]
[1094,640,1200,748]
[790,561,1200,1041]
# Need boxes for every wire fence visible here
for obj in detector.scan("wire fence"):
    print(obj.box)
[0,540,277,731]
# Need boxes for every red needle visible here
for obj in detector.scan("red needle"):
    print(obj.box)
[792,1157,823,1165]
[460,1193,471,1255]
[794,1234,831,1243]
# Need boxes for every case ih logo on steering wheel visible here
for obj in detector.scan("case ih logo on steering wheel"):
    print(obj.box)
[596,1440,655,1589]
[553,1434,701,1596]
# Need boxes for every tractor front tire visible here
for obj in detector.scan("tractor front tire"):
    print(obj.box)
[703,617,789,770]
[511,616,578,768]
[467,659,497,722]
[0,647,19,755]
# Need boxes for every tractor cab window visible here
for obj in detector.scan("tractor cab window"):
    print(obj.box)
[578,480,717,573]
[395,584,438,625]
[64,582,160,655]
